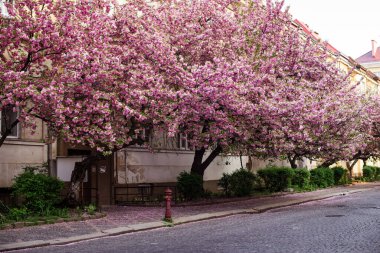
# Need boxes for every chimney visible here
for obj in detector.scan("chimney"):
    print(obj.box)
[372,40,377,57]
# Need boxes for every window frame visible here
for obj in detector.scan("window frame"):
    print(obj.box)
[0,107,20,139]
[178,133,189,150]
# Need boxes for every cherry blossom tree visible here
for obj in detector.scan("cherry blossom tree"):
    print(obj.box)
[0,0,120,148]
[235,1,372,169]
[331,100,380,177]
[149,0,266,177]
[0,0,178,204]
[154,0,373,176]
[1,0,374,185]
[0,0,176,152]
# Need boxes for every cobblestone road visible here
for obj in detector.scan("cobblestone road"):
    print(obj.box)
[0,183,376,245]
[14,186,380,253]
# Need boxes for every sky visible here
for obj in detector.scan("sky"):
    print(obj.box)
[283,0,380,59]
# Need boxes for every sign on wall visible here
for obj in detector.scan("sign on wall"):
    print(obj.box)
[56,157,88,182]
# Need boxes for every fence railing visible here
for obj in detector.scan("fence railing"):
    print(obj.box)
[114,184,178,205]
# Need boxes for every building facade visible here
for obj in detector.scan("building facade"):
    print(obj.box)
[356,40,380,77]
[296,20,380,177]
[2,2,380,206]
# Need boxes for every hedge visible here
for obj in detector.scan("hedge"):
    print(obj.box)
[292,168,310,188]
[177,171,203,200]
[310,167,334,188]
[331,166,348,185]
[218,169,256,197]
[257,166,294,192]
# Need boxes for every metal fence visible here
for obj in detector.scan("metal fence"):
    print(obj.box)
[114,184,178,205]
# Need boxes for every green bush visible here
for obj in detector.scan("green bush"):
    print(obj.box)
[48,207,69,218]
[310,167,334,188]
[257,166,294,192]
[230,169,256,197]
[85,204,97,215]
[331,167,347,185]
[0,213,6,225]
[363,166,375,181]
[292,168,310,188]
[362,166,380,181]
[177,171,203,201]
[218,173,232,196]
[374,166,380,180]
[12,167,64,215]
[218,169,256,197]
[7,207,29,221]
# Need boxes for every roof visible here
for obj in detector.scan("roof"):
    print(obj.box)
[294,19,340,55]
[293,19,379,81]
[356,49,380,63]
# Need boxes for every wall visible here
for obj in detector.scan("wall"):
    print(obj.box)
[0,141,47,187]
[114,148,293,186]
[0,118,48,187]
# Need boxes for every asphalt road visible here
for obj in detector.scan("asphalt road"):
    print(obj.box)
[15,189,380,253]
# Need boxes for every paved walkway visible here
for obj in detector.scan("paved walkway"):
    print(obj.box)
[1,183,379,251]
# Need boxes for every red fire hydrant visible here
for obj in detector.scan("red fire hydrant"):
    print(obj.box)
[164,188,172,222]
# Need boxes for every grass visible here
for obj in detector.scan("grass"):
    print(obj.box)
[0,206,100,230]
[162,218,174,227]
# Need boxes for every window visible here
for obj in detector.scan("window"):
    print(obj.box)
[177,133,189,150]
[131,128,148,147]
[0,0,12,18]
[0,106,19,138]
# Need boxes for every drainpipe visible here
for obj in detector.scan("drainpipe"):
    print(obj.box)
[47,129,53,177]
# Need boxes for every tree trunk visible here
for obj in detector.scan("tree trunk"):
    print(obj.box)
[346,160,358,179]
[239,151,244,169]
[246,156,253,172]
[363,158,368,167]
[287,155,298,169]
[66,156,92,206]
[190,145,222,179]
[320,159,336,168]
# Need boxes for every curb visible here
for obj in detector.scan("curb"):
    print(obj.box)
[0,187,374,252]
[252,189,370,213]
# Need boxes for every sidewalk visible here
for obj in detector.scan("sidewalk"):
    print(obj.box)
[1,182,379,252]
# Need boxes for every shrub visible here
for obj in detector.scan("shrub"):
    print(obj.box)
[363,166,375,181]
[310,167,334,188]
[230,169,256,197]
[292,168,310,188]
[12,166,64,215]
[218,169,256,197]
[85,204,97,215]
[202,189,213,199]
[177,171,203,201]
[373,166,380,180]
[331,167,347,185]
[362,166,380,181]
[257,166,294,192]
[0,213,6,225]
[7,207,29,221]
[218,173,232,196]
[49,207,69,218]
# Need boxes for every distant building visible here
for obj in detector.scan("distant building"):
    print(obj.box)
[295,20,380,177]
[356,40,380,77]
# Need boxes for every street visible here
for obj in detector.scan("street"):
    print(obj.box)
[14,188,380,253]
